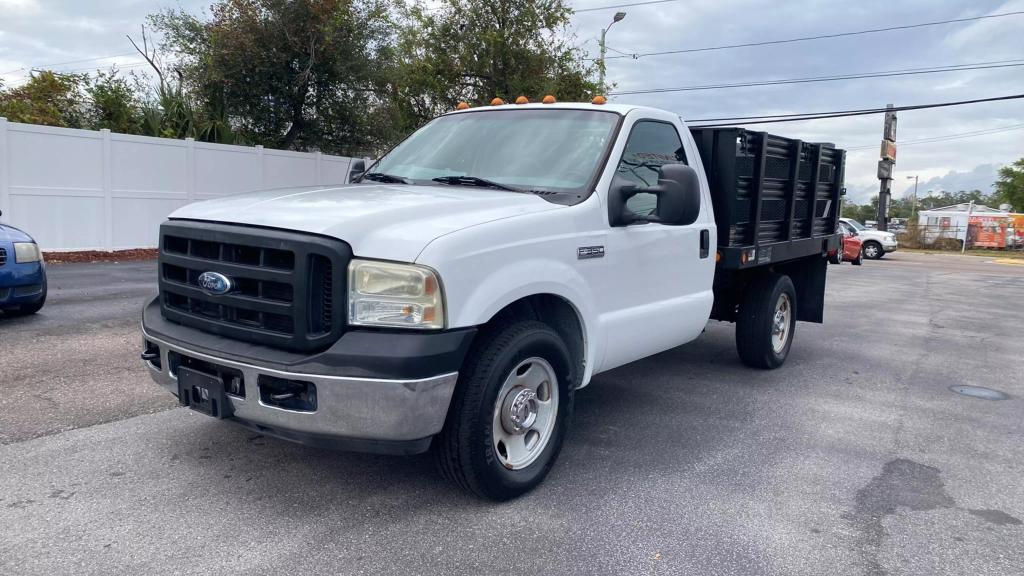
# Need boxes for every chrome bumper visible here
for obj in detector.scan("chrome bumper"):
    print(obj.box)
[141,329,458,443]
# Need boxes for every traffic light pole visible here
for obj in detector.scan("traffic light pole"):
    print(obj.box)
[876,104,897,232]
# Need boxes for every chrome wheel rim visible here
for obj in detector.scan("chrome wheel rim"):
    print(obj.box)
[864,244,879,258]
[771,293,792,354]
[492,357,559,470]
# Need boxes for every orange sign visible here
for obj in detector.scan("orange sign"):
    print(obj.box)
[1009,214,1024,248]
[880,140,897,162]
[968,215,1009,248]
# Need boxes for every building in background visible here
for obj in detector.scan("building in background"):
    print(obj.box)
[916,203,1010,248]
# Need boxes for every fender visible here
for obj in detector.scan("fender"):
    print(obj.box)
[441,257,601,388]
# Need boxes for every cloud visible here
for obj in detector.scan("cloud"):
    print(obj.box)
[903,164,1003,198]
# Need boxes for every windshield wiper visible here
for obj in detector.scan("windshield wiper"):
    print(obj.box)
[361,172,413,184]
[430,175,522,192]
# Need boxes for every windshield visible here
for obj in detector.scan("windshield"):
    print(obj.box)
[846,219,867,231]
[367,109,620,199]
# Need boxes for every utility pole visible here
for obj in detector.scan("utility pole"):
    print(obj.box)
[906,174,919,223]
[598,11,627,95]
[961,200,974,254]
[875,104,897,231]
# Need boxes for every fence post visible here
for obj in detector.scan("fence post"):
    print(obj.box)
[315,151,323,185]
[256,145,265,189]
[185,137,196,204]
[0,118,8,219]
[101,128,113,251]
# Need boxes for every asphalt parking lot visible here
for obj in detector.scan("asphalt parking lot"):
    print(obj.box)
[1,253,1022,576]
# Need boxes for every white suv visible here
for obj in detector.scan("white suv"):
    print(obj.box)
[840,218,897,259]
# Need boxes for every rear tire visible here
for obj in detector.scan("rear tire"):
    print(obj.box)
[852,251,863,266]
[434,320,574,500]
[736,273,796,369]
[828,250,842,265]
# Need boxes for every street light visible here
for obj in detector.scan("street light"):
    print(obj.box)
[906,174,919,223]
[598,12,627,95]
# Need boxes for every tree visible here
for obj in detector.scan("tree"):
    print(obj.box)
[85,70,144,134]
[389,0,599,131]
[150,0,395,155]
[0,71,86,127]
[994,158,1024,211]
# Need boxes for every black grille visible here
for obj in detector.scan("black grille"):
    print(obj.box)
[0,247,6,266]
[158,221,350,352]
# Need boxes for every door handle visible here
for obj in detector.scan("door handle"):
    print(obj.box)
[700,229,710,258]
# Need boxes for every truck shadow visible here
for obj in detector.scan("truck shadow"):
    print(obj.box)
[170,322,761,513]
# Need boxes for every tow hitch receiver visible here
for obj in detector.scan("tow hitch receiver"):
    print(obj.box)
[178,367,233,419]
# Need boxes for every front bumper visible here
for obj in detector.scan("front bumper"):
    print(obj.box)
[0,259,45,307]
[882,240,898,252]
[142,327,463,455]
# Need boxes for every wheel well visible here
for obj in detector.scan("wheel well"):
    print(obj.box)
[483,294,586,389]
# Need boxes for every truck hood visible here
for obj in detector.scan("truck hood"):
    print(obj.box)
[858,229,896,241]
[170,183,562,262]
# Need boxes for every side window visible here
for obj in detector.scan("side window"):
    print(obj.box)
[616,121,687,216]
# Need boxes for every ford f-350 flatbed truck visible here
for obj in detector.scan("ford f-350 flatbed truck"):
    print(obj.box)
[141,101,844,500]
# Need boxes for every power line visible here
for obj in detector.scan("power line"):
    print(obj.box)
[845,123,1024,150]
[575,0,680,13]
[609,59,1024,95]
[685,93,1024,127]
[603,10,1024,59]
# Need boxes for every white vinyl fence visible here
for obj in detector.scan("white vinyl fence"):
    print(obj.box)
[0,118,356,251]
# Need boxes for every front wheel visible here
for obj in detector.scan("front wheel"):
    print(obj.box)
[434,320,574,500]
[852,251,863,266]
[862,241,883,260]
[736,273,797,369]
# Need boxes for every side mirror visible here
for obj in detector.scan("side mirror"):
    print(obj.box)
[348,159,366,183]
[609,163,701,227]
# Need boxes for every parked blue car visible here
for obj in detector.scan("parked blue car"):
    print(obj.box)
[0,210,47,316]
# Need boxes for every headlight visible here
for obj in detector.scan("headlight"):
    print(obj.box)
[348,259,445,329]
[13,242,41,263]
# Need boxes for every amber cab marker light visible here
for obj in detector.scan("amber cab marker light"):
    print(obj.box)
[592,95,607,105]
[456,101,470,110]
[515,96,529,104]
[715,250,722,263]
[542,95,556,104]
[490,97,505,106]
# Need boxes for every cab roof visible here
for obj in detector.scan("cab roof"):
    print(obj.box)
[442,101,667,118]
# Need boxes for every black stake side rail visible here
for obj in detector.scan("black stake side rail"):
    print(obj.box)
[691,127,845,269]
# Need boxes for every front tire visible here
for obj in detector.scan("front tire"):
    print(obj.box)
[852,251,863,266]
[736,273,796,369]
[862,241,883,259]
[434,320,574,500]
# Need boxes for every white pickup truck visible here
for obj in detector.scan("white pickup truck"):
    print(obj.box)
[141,100,845,499]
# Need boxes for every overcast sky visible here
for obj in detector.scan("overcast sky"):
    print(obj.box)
[2,0,1022,204]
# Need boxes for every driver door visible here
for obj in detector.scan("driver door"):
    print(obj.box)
[595,114,715,372]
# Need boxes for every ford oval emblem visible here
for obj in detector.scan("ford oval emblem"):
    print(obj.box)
[197,271,233,295]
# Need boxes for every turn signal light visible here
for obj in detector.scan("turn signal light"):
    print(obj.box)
[592,95,607,105]
[542,95,556,104]
[456,101,470,110]
[515,96,529,104]
[491,97,505,106]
